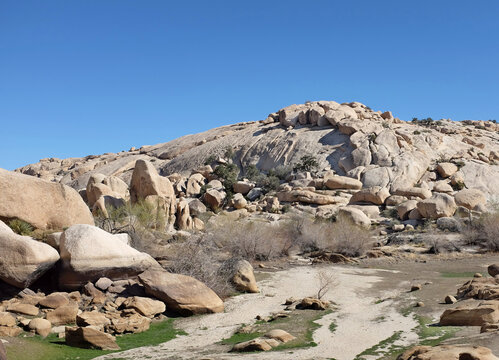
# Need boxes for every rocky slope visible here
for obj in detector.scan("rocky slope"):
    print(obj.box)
[16,100,499,199]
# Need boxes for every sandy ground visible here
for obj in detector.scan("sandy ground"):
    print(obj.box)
[96,265,420,360]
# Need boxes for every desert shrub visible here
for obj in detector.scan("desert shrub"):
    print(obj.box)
[381,208,398,219]
[294,155,319,173]
[204,154,217,166]
[8,219,34,236]
[166,237,234,298]
[206,217,293,261]
[315,270,337,300]
[462,211,499,251]
[214,163,239,195]
[268,165,293,181]
[224,146,235,160]
[244,164,261,181]
[289,216,373,257]
[451,181,465,191]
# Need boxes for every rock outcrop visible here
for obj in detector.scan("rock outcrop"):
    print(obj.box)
[0,168,94,230]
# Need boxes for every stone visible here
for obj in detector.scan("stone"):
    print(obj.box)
[188,199,206,217]
[95,277,113,291]
[456,277,499,301]
[231,337,277,352]
[232,193,247,210]
[436,217,461,232]
[0,220,60,288]
[7,303,39,316]
[417,193,457,219]
[105,312,151,334]
[59,224,160,289]
[436,162,458,178]
[65,326,120,350]
[324,175,362,190]
[277,189,344,205]
[28,318,52,337]
[411,284,422,292]
[222,259,259,293]
[432,181,453,193]
[297,297,329,310]
[350,186,390,205]
[233,181,255,195]
[264,329,295,343]
[337,207,371,228]
[247,188,263,201]
[175,198,193,230]
[0,312,16,327]
[0,168,94,230]
[397,200,418,220]
[186,173,206,197]
[489,264,499,277]
[454,189,487,210]
[203,188,226,210]
[38,293,69,309]
[397,345,499,360]
[0,326,21,337]
[45,231,62,249]
[46,303,79,326]
[84,282,107,304]
[440,301,499,326]
[265,196,280,213]
[445,295,457,304]
[394,187,432,200]
[122,297,166,317]
[386,195,407,206]
[392,224,405,232]
[76,311,110,328]
[139,269,224,315]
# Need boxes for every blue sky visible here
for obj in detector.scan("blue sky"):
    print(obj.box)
[1,1,498,170]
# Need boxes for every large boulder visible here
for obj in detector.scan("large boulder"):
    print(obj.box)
[397,345,499,360]
[138,269,224,315]
[0,220,60,288]
[436,162,458,178]
[276,189,344,205]
[0,168,94,230]
[59,224,160,289]
[417,193,457,219]
[122,296,166,317]
[440,301,499,326]
[220,259,259,293]
[489,264,499,277]
[454,189,487,210]
[28,318,52,337]
[203,188,226,210]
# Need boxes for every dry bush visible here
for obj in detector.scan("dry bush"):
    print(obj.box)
[206,217,293,261]
[463,211,499,251]
[166,236,234,298]
[288,216,374,257]
[316,269,337,300]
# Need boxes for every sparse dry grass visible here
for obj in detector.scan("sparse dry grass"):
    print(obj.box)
[462,210,499,251]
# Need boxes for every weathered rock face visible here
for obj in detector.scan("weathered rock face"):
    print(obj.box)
[138,269,224,315]
[454,189,487,210]
[337,207,371,228]
[0,220,60,288]
[59,224,160,289]
[397,345,499,360]
[0,168,94,230]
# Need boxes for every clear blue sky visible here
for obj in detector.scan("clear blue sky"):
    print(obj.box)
[1,1,498,170]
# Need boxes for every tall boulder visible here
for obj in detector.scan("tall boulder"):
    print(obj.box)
[0,220,60,288]
[0,168,94,230]
[59,224,160,289]
[139,269,224,315]
[129,160,176,223]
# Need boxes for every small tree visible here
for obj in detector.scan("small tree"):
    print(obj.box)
[295,155,319,173]
[316,270,337,300]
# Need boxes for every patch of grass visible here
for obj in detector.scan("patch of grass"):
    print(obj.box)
[329,321,337,333]
[6,319,185,360]
[354,331,403,359]
[8,218,34,236]
[415,316,459,346]
[440,271,485,278]
[221,309,331,352]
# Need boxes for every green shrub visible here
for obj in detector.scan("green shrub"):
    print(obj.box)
[268,165,293,180]
[204,154,217,166]
[8,219,34,236]
[294,155,319,173]
[244,164,261,181]
[224,146,235,161]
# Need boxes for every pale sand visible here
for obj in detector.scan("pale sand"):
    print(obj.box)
[96,265,418,360]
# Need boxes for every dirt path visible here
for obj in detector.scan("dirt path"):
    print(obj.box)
[96,265,418,360]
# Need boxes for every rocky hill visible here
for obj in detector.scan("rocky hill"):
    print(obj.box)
[17,100,499,199]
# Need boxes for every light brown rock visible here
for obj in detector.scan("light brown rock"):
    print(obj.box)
[350,186,390,205]
[38,293,69,309]
[7,303,39,316]
[454,189,487,210]
[394,187,432,200]
[324,175,362,190]
[139,269,224,315]
[66,326,120,350]
[264,329,295,343]
[46,302,79,326]
[0,312,16,327]
[203,188,226,210]
[28,318,52,337]
[122,296,166,317]
[397,200,418,220]
[76,311,110,328]
[417,193,457,219]
[437,162,458,178]
[0,168,94,230]
[439,301,499,326]
[337,207,371,228]
[0,220,60,288]
[397,344,499,360]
